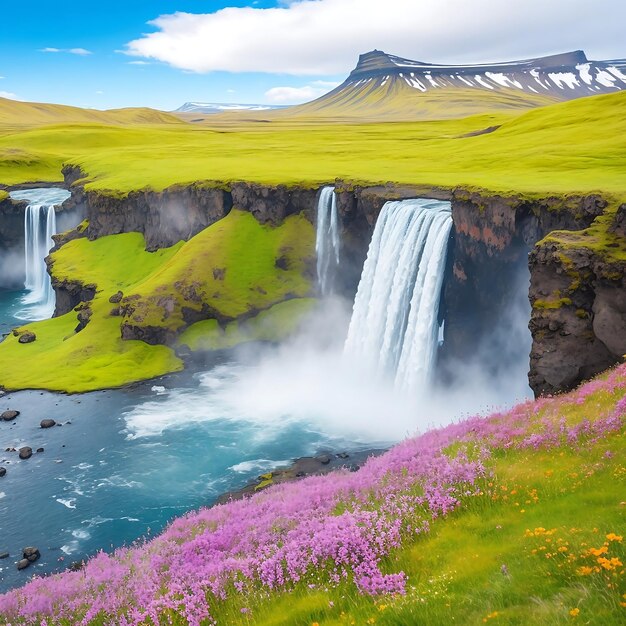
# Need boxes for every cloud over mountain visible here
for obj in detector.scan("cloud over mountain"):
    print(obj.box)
[125,0,625,76]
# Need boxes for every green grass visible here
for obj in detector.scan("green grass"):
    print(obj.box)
[179,298,317,351]
[206,420,626,626]
[0,232,184,392]
[122,209,315,335]
[0,92,625,197]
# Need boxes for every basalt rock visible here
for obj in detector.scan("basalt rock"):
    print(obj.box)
[40,419,56,429]
[1,410,19,421]
[529,218,626,396]
[18,331,36,344]
[49,274,96,317]
[18,447,33,460]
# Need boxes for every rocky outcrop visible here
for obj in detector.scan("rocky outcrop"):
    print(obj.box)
[71,173,319,252]
[529,213,626,395]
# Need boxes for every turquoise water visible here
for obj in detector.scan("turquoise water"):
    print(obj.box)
[0,285,379,592]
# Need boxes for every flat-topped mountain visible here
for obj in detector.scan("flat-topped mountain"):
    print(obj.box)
[279,49,626,121]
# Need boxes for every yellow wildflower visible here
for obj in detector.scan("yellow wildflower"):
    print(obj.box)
[569,608,580,617]
[606,533,623,542]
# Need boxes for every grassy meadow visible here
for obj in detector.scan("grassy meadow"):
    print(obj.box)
[0,91,626,198]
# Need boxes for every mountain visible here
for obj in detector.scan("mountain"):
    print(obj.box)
[175,102,288,115]
[276,50,626,121]
[0,98,183,128]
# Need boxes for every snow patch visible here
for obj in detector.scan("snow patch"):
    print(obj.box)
[596,70,617,88]
[548,72,580,89]
[474,75,494,90]
[577,63,593,85]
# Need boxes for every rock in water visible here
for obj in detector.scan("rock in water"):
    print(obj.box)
[16,558,30,570]
[1,410,19,421]
[0,551,9,559]
[23,547,40,563]
[0,467,6,477]
[18,331,36,344]
[18,447,32,460]
[40,419,56,429]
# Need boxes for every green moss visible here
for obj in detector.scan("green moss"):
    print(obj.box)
[533,297,573,310]
[179,298,316,351]
[124,210,315,336]
[0,189,8,202]
[0,233,184,393]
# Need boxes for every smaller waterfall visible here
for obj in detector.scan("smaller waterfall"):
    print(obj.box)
[9,188,71,321]
[315,186,340,295]
[344,198,452,393]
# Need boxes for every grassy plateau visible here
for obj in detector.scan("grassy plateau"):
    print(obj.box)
[0,91,625,197]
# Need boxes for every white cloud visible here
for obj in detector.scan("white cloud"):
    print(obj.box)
[128,60,150,65]
[265,82,339,103]
[0,91,19,100]
[41,47,92,55]
[125,0,626,76]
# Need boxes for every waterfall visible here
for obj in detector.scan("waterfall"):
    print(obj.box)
[22,204,57,316]
[9,188,71,321]
[344,198,452,392]
[315,186,340,295]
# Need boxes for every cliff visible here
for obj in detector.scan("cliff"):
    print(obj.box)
[529,206,626,394]
[5,165,624,396]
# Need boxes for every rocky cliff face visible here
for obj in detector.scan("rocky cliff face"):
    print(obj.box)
[56,169,625,396]
[529,207,626,395]
[442,191,607,378]
[0,194,26,288]
[64,167,319,251]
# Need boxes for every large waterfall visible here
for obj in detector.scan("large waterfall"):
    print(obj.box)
[344,198,452,392]
[315,186,340,295]
[9,188,71,321]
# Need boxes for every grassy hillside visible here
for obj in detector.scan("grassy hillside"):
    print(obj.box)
[272,81,559,122]
[0,211,315,393]
[122,209,314,337]
[0,92,625,197]
[0,362,623,624]
[0,96,183,129]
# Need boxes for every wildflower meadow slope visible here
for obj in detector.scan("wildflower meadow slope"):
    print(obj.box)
[1,365,625,626]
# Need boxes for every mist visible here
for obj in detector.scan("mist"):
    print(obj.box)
[126,274,532,447]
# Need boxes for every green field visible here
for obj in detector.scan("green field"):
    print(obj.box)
[1,91,625,198]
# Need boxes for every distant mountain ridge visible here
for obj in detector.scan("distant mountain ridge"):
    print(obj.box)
[175,102,288,115]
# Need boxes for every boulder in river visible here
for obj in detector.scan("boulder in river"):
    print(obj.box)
[18,447,32,460]
[0,551,9,559]
[23,547,40,563]
[1,410,19,421]
[16,558,30,571]
[40,419,56,429]
[18,331,36,344]
[0,467,6,477]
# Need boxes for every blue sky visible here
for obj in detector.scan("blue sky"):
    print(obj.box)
[1,0,624,111]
